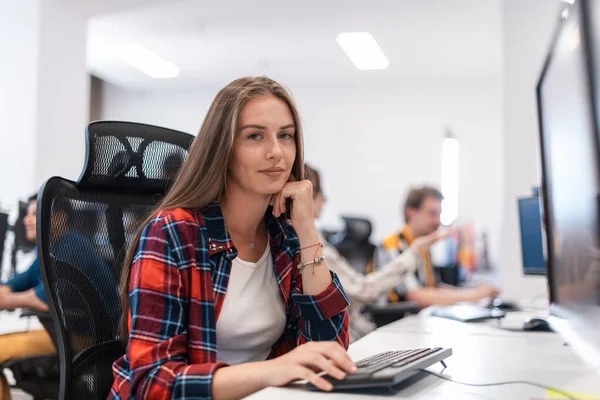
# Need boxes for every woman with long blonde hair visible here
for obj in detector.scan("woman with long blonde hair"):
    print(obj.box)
[109,77,354,400]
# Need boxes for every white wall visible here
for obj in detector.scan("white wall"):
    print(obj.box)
[0,0,89,206]
[34,0,90,188]
[102,78,504,267]
[0,0,89,333]
[499,0,563,299]
[0,1,40,205]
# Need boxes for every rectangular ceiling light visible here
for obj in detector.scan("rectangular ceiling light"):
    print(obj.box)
[116,43,180,79]
[336,32,389,70]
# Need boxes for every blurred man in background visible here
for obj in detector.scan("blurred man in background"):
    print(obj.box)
[381,186,500,307]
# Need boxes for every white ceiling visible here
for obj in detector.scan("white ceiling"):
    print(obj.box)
[87,0,504,89]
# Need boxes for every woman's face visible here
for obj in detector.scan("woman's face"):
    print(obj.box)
[228,96,297,197]
[24,200,37,243]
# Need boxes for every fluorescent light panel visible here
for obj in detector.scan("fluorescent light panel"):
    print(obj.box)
[336,32,389,70]
[440,136,459,226]
[116,43,180,79]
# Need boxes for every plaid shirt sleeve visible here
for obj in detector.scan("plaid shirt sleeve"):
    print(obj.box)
[117,215,226,400]
[291,269,350,348]
[270,222,350,355]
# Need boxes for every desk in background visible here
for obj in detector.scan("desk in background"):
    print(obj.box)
[0,310,43,335]
[379,303,551,338]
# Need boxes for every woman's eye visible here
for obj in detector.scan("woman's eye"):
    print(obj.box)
[248,133,262,140]
[279,132,294,140]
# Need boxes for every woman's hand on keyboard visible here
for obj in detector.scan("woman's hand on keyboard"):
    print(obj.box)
[263,341,357,391]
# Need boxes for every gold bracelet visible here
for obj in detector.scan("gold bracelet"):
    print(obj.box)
[297,255,326,273]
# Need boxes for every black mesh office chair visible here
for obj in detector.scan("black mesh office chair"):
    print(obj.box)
[37,121,193,400]
[328,216,376,274]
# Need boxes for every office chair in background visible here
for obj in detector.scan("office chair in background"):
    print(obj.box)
[329,216,420,328]
[328,216,377,274]
[37,121,193,400]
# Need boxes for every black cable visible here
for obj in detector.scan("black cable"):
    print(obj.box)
[418,369,579,400]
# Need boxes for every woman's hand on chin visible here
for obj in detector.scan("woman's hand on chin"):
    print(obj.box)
[270,176,316,234]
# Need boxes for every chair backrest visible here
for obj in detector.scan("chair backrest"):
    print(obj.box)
[38,121,194,400]
[329,216,376,274]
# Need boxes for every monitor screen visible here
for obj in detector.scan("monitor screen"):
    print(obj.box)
[539,2,600,314]
[517,196,546,276]
[537,0,600,371]
[0,212,8,275]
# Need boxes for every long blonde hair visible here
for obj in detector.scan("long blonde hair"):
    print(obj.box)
[120,76,305,339]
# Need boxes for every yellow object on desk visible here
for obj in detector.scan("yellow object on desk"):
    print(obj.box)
[546,388,600,399]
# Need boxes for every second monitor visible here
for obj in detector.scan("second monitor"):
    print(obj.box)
[518,195,546,276]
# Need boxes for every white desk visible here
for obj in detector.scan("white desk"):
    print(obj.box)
[248,312,600,399]
[378,307,553,338]
[0,310,43,335]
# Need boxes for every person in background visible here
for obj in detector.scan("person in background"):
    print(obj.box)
[305,165,448,341]
[0,194,56,400]
[381,186,500,307]
[110,77,354,400]
[49,199,120,328]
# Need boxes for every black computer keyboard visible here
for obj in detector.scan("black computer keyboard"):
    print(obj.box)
[307,347,452,391]
[355,348,443,375]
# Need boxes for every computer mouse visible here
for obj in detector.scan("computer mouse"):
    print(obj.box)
[488,297,520,312]
[522,317,552,332]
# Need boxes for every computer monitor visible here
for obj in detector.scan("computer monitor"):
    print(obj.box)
[517,196,546,276]
[0,213,8,277]
[537,0,600,372]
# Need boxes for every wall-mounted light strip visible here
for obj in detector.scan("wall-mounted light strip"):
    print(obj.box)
[441,130,459,225]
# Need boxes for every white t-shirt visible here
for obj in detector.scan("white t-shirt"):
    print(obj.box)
[216,243,287,365]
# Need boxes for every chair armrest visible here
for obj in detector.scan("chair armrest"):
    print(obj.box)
[1,354,59,371]
[364,301,420,316]
[363,301,420,328]
[19,308,58,347]
[19,308,52,321]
